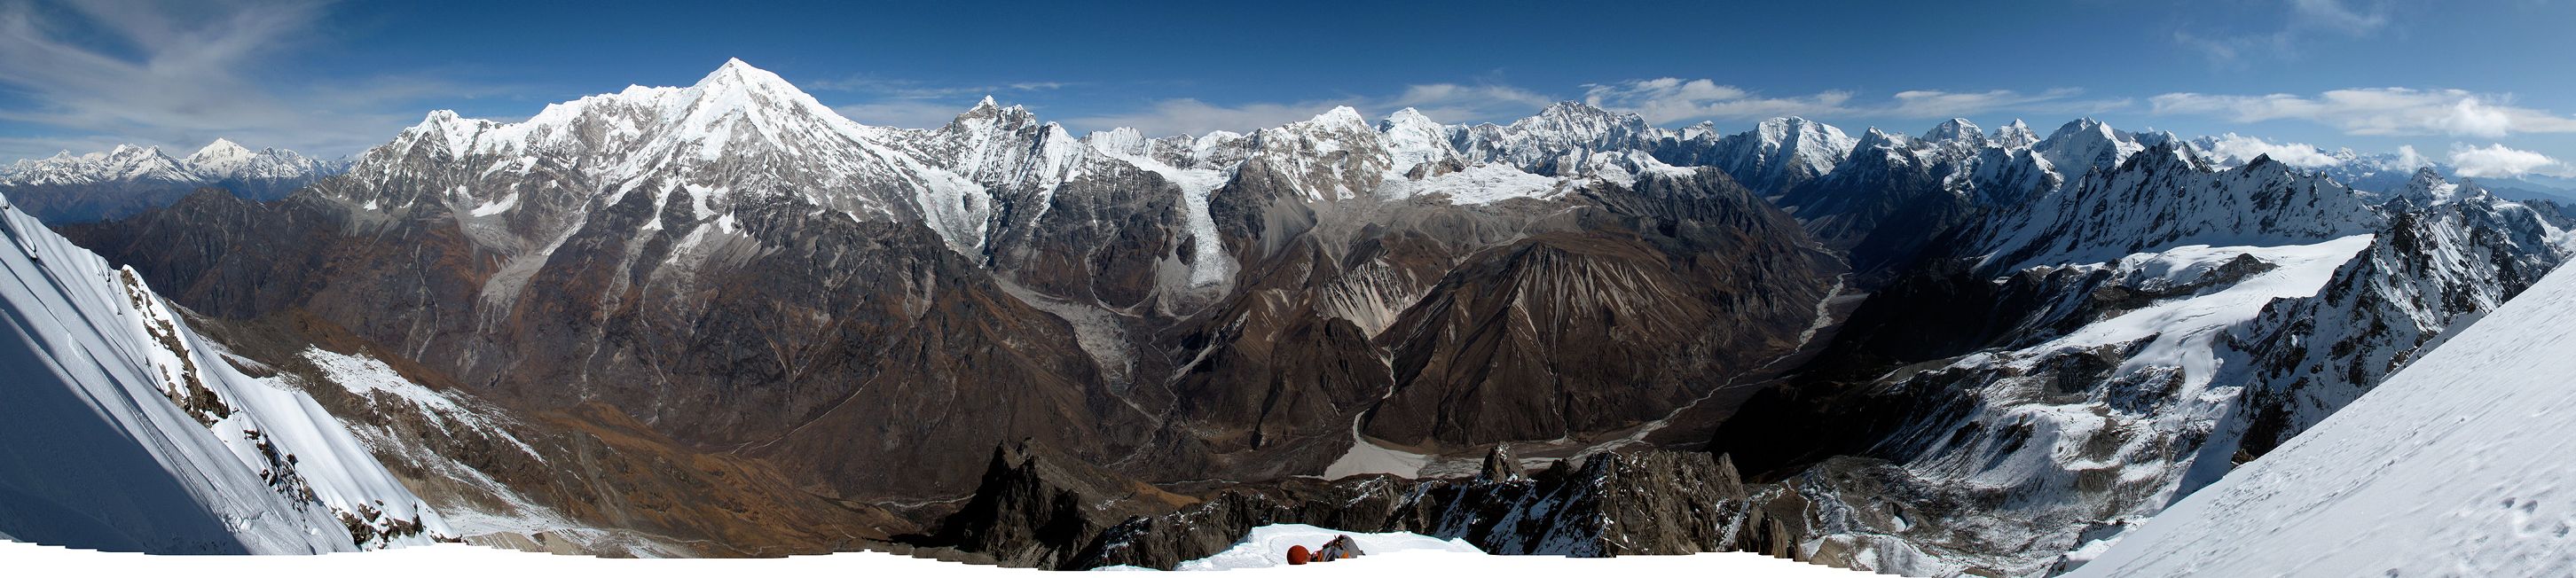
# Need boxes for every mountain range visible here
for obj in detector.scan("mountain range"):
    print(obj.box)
[5,59,2571,575]
[0,139,343,222]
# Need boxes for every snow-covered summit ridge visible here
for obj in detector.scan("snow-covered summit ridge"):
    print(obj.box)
[0,139,338,187]
[339,59,2524,268]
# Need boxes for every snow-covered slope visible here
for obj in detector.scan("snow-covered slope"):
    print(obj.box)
[0,141,340,190]
[1163,524,1480,570]
[1712,143,2572,575]
[0,140,342,222]
[0,193,450,552]
[2068,260,2576,577]
[2032,119,2147,178]
[1975,144,2382,272]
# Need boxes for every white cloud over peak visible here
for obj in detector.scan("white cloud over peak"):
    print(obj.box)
[2394,144,2431,170]
[1580,78,1853,124]
[1579,79,2124,126]
[831,100,993,130]
[806,75,1071,100]
[1054,82,1555,137]
[2448,143,2568,179]
[2199,133,2341,168]
[1886,88,2129,119]
[2150,89,2576,138]
[1060,98,1332,137]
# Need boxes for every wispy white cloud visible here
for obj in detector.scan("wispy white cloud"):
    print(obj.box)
[2395,144,2432,169]
[1056,82,1556,137]
[0,0,506,161]
[1055,78,2140,138]
[2291,0,2391,35]
[1383,82,1557,125]
[1061,98,1329,137]
[807,75,1071,99]
[813,74,1077,129]
[1578,78,2123,125]
[832,99,993,129]
[2198,132,2342,168]
[2175,0,2391,66]
[2449,143,2570,178]
[1886,88,2130,119]
[1580,78,1853,124]
[2151,89,2576,137]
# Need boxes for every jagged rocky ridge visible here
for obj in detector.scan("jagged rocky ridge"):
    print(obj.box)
[0,139,342,222]
[39,59,2576,574]
[915,440,1795,570]
[65,59,1840,503]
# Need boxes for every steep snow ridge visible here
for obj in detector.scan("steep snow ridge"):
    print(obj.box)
[2047,235,2377,387]
[367,59,1002,256]
[0,196,448,552]
[1454,101,1656,172]
[2068,262,2576,577]
[2033,119,2145,178]
[1995,120,2042,149]
[303,348,542,461]
[1669,115,1859,194]
[1245,105,1393,201]
[1378,107,1461,175]
[1921,118,1988,149]
[1977,144,2383,272]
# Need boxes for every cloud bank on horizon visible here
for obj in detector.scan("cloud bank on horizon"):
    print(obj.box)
[1,0,2572,179]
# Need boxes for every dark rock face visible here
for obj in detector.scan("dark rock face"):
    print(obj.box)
[1048,449,1778,571]
[924,441,1196,568]
[2230,192,2569,462]
[1363,172,1832,449]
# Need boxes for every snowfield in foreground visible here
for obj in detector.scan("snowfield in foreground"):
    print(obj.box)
[1158,524,1480,570]
[1084,524,1868,574]
[2069,263,2576,576]
[0,539,1875,577]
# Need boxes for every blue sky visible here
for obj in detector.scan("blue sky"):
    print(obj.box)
[3,0,2573,178]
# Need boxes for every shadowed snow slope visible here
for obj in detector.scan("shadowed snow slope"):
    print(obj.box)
[0,193,449,553]
[2069,263,2576,576]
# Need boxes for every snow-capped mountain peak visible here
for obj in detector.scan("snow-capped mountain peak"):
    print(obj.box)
[186,138,254,166]
[2034,118,2144,177]
[1922,118,1986,147]
[0,138,334,194]
[1994,119,2040,149]
[1308,105,1370,129]
[1378,107,1459,174]
[1748,116,1858,178]
[2391,167,2462,207]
